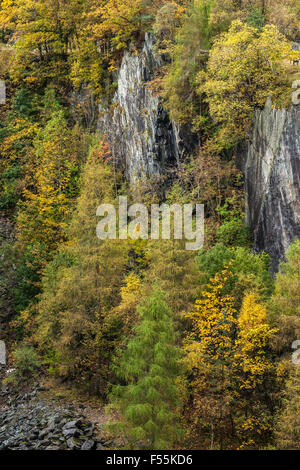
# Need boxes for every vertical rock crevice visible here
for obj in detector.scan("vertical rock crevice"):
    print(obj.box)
[97,34,197,182]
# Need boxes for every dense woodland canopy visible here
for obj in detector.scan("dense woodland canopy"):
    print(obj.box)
[0,0,300,450]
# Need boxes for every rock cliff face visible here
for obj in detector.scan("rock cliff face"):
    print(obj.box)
[98,36,300,271]
[97,34,196,181]
[239,98,300,271]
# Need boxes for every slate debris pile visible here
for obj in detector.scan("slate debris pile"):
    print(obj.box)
[0,386,109,450]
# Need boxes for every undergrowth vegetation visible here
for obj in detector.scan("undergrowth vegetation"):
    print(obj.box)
[0,0,299,450]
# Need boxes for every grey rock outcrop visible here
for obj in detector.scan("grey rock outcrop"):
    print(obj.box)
[97,34,197,181]
[240,97,300,271]
[97,34,299,271]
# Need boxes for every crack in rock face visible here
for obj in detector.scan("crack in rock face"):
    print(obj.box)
[240,98,300,272]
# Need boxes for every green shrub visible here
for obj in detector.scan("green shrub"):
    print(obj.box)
[6,345,41,386]
[216,218,251,247]
[197,243,273,308]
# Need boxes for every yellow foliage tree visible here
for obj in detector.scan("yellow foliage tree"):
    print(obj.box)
[88,0,144,51]
[0,0,84,86]
[201,20,293,147]
[234,292,276,390]
[233,292,277,449]
[184,269,237,449]
[17,111,86,258]
[113,272,142,334]
[21,141,146,396]
[184,274,277,449]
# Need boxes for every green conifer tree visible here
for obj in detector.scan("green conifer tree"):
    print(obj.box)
[109,288,183,450]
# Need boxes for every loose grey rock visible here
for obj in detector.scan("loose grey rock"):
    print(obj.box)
[0,385,103,451]
[81,440,96,450]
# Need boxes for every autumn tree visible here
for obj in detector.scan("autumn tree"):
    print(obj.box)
[21,141,137,395]
[233,293,277,449]
[17,110,86,255]
[209,1,300,41]
[184,274,277,449]
[184,269,237,449]
[166,144,244,222]
[276,365,300,449]
[201,20,293,147]
[197,244,273,309]
[265,0,300,40]
[0,92,38,214]
[88,0,145,51]
[0,88,88,314]
[269,240,300,361]
[162,0,214,126]
[0,0,86,88]
[113,272,142,337]
[153,2,186,56]
[269,240,300,320]
[266,239,300,441]
[109,288,183,449]
[144,239,202,320]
